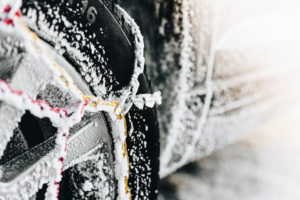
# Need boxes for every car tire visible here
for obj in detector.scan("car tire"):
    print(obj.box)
[20,0,160,199]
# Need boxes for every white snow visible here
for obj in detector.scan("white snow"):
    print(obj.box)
[0,2,161,200]
[82,180,94,192]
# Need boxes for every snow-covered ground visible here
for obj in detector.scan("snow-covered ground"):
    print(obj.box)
[158,105,300,200]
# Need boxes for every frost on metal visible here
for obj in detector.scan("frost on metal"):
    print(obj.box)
[0,0,162,199]
[66,145,115,199]
[0,4,145,200]
[132,91,162,110]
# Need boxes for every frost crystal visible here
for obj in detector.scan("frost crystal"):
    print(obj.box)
[0,2,160,200]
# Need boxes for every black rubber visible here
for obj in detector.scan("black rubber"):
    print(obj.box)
[21,0,160,199]
[22,0,134,98]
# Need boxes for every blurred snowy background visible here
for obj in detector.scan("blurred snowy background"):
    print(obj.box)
[121,0,300,178]
[119,0,300,198]
[158,105,300,200]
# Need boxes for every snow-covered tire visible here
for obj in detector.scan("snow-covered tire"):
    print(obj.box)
[119,0,300,178]
[20,0,160,199]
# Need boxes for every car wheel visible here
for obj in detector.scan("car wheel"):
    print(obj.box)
[0,1,160,199]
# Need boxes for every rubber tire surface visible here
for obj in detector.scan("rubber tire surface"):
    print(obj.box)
[21,0,160,199]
